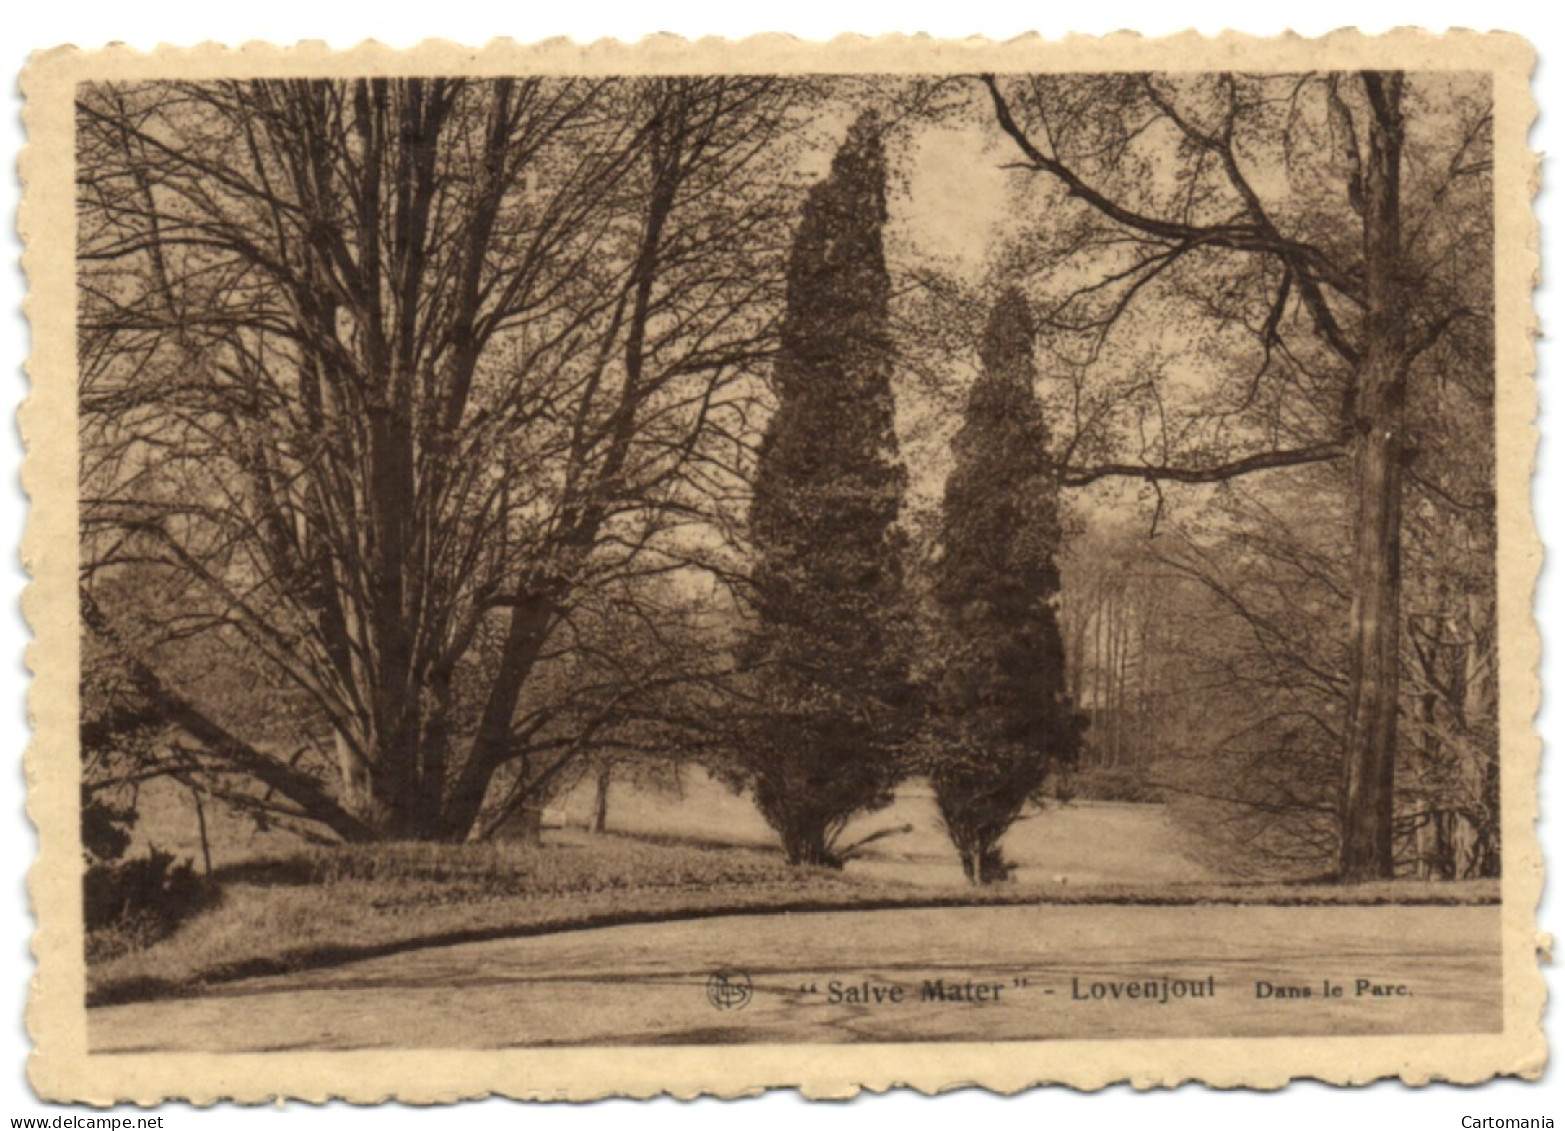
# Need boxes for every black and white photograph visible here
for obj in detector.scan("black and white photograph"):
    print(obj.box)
[12,27,1545,1102]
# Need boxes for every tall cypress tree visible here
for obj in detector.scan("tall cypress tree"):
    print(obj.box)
[930,287,1083,883]
[742,114,910,867]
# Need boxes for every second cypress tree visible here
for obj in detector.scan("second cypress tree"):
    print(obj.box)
[930,287,1083,883]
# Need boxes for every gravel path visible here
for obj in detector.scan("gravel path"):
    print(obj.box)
[90,903,1500,1051]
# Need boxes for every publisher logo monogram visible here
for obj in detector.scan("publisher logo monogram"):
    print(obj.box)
[706,971,754,1011]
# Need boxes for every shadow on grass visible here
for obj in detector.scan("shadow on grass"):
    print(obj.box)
[211,858,318,887]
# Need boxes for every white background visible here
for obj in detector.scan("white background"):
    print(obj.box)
[1,2,1560,1125]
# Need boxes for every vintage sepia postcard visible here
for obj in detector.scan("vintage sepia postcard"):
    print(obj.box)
[20,30,1543,1102]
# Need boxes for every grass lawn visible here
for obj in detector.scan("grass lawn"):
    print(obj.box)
[87,829,1499,1009]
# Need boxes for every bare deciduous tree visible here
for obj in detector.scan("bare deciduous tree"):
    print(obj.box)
[981,70,1492,880]
[78,76,808,841]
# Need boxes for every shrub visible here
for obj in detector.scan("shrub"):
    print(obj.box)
[1069,766,1167,804]
[81,784,134,865]
[84,847,212,960]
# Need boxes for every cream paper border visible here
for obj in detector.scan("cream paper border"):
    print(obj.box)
[19,30,1543,1101]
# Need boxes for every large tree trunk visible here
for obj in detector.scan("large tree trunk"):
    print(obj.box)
[1337,396,1405,880]
[1337,72,1408,883]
